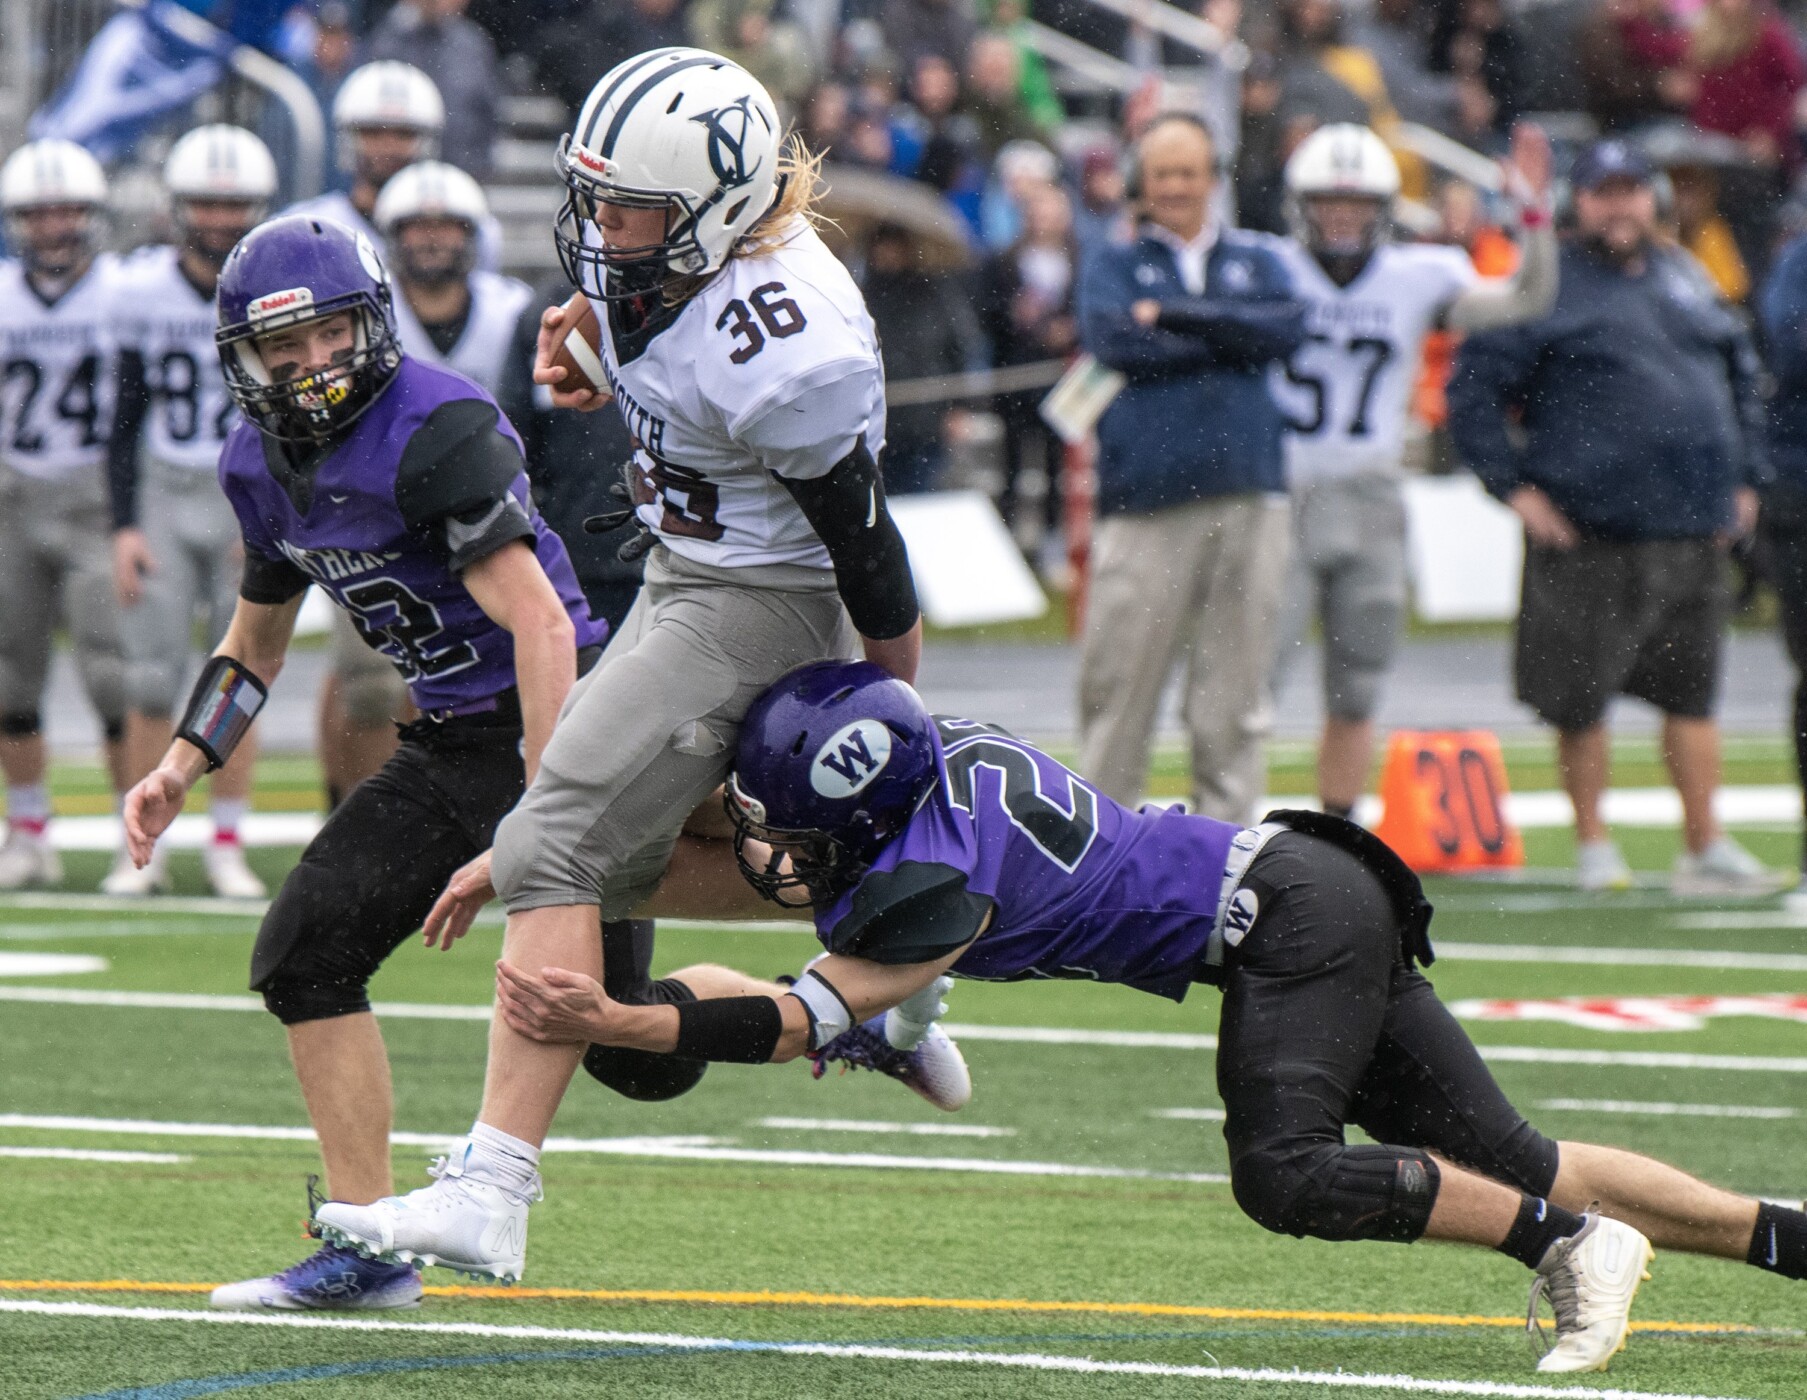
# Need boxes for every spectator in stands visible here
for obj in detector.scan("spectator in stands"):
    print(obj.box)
[1347,0,1462,133]
[689,0,818,116]
[800,82,853,159]
[963,30,1051,161]
[981,139,1059,250]
[979,179,1080,553]
[1072,144,1129,251]
[364,0,498,180]
[1234,51,1292,234]
[1579,0,1689,133]
[1448,140,1774,895]
[1671,162,1753,301]
[531,0,689,114]
[860,223,986,494]
[1277,0,1393,131]
[1073,113,1306,822]
[897,53,986,224]
[1756,228,1807,904]
[1446,0,1523,134]
[881,0,980,68]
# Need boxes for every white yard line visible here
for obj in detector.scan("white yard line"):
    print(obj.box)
[1672,912,1807,931]
[1151,1108,1227,1121]
[0,953,105,976]
[1536,1099,1797,1120]
[754,1117,1015,1138]
[0,1114,1221,1184]
[0,1299,1760,1400]
[1435,942,1807,973]
[0,1146,189,1164]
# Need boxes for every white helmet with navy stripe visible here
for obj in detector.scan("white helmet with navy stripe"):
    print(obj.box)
[1,138,108,276]
[1283,123,1400,266]
[554,47,782,300]
[374,159,489,235]
[332,61,444,183]
[164,124,279,203]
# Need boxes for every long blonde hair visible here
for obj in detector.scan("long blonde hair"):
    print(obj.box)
[734,134,831,259]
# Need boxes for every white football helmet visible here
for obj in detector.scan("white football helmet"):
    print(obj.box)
[1284,123,1400,267]
[374,159,488,284]
[555,47,783,300]
[1,138,107,276]
[164,124,278,263]
[332,61,444,180]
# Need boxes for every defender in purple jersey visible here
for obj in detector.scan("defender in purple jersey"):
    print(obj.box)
[493,660,1807,1377]
[117,215,674,1313]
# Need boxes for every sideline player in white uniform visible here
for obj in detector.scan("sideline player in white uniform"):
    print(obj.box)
[0,139,130,890]
[1268,123,1558,819]
[373,161,532,392]
[107,125,277,899]
[316,49,964,1285]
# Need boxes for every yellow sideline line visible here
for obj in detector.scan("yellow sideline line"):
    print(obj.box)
[0,1279,1755,1335]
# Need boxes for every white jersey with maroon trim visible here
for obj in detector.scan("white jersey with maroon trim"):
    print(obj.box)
[1270,240,1479,484]
[0,252,120,479]
[110,244,238,472]
[598,219,885,571]
[391,269,535,395]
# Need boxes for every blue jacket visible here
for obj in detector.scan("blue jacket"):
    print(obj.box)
[1449,241,1768,542]
[1078,227,1305,516]
[1760,233,1807,491]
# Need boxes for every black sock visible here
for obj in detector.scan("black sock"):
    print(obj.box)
[1323,801,1355,822]
[1748,1201,1807,1280]
[1498,1195,1587,1269]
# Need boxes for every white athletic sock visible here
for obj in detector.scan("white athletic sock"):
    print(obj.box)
[463,1121,541,1196]
[7,784,50,832]
[211,797,249,842]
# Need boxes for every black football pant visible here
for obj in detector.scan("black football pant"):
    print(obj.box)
[1216,831,1559,1242]
[1761,490,1807,871]
[249,712,701,1100]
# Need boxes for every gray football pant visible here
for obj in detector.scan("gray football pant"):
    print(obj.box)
[119,458,243,716]
[0,461,126,731]
[1077,493,1290,824]
[1271,473,1410,724]
[492,545,858,919]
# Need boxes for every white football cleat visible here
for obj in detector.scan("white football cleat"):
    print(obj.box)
[1671,836,1780,898]
[101,843,168,896]
[1527,1213,1654,1373]
[203,838,267,899]
[313,1153,539,1283]
[0,825,60,889]
[1575,839,1633,893]
[809,1017,973,1112]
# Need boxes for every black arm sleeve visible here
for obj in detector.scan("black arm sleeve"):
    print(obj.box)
[240,549,310,605]
[824,860,993,966]
[108,349,151,531]
[393,397,536,572]
[778,439,920,641]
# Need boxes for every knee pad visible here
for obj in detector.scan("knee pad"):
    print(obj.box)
[251,871,383,1027]
[1322,603,1402,722]
[1232,1142,1440,1244]
[260,976,372,1026]
[582,974,709,1103]
[0,710,39,737]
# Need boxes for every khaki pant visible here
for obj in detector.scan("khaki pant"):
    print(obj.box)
[1077,494,1291,823]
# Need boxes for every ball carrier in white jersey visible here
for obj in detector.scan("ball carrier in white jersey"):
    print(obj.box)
[315,48,966,1285]
[106,125,278,898]
[1267,123,1559,818]
[0,139,131,891]
[373,161,533,391]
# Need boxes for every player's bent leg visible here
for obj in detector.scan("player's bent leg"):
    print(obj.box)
[1550,1139,1764,1259]
[582,919,708,1103]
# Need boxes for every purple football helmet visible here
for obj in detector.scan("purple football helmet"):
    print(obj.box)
[725,660,938,906]
[215,215,401,443]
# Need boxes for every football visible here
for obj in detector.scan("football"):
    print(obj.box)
[546,291,609,399]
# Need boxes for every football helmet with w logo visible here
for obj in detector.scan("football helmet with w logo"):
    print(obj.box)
[554,47,783,300]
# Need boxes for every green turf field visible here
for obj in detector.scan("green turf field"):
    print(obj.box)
[4,768,1807,1397]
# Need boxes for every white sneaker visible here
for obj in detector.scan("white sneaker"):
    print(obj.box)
[100,843,168,896]
[1527,1214,1654,1373]
[203,838,267,899]
[1780,882,1807,918]
[1672,836,1781,897]
[313,1151,539,1283]
[1576,839,1633,893]
[0,825,60,889]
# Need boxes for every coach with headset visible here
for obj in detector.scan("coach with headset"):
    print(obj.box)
[1074,112,1306,823]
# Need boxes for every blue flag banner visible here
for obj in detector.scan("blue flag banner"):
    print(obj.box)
[29,1,234,164]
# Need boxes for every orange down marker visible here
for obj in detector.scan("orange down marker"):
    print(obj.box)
[1372,730,1525,873]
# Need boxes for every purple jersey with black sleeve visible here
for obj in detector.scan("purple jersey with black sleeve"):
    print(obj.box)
[218,357,606,712]
[813,718,1244,1001]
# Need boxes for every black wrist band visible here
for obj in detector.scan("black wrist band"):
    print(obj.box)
[672,995,784,1064]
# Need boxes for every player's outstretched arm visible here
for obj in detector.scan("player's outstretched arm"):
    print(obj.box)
[123,594,303,865]
[495,945,966,1064]
[1444,123,1559,333]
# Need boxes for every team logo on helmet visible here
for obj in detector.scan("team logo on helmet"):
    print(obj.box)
[810,720,894,798]
[691,96,763,191]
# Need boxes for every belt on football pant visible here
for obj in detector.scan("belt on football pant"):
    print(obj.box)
[1199,820,1291,978]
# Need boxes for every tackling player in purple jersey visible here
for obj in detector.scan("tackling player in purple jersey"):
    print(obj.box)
[117,214,625,1314]
[493,660,1807,1379]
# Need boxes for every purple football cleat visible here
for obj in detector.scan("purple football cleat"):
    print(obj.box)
[809,1015,972,1112]
[209,1242,423,1311]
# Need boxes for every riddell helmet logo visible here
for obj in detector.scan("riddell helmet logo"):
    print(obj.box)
[570,145,615,177]
[248,286,314,323]
[811,720,893,799]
